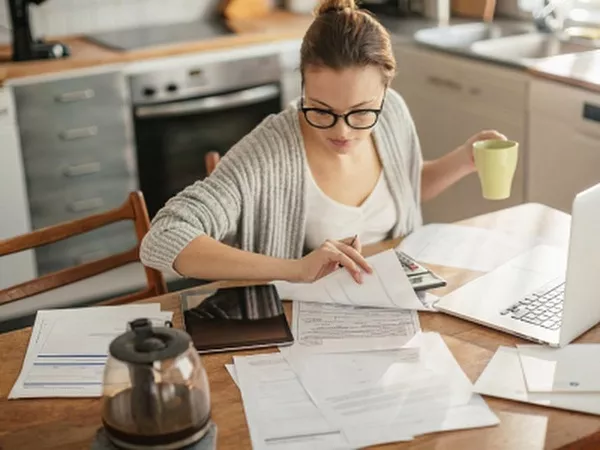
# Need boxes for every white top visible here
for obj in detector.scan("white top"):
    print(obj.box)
[304,166,398,251]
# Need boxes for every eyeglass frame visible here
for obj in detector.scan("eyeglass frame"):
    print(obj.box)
[300,90,386,130]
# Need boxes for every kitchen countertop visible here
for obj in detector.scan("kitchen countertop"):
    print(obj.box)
[0,10,315,84]
[527,49,600,94]
[0,9,598,94]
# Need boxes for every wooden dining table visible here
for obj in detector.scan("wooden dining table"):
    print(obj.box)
[2,202,600,450]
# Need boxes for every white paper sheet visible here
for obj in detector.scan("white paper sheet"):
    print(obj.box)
[417,291,439,311]
[225,363,239,387]
[274,249,425,310]
[399,223,540,272]
[517,344,600,393]
[285,300,420,354]
[233,353,351,450]
[285,332,498,447]
[474,346,600,415]
[9,305,172,399]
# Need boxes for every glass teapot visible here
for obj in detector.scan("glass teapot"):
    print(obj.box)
[101,318,211,450]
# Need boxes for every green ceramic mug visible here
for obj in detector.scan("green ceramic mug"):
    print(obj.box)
[473,139,519,200]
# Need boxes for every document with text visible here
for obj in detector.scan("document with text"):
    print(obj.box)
[273,249,426,310]
[284,332,499,447]
[9,304,172,399]
[233,353,351,450]
[283,300,420,354]
[399,223,541,273]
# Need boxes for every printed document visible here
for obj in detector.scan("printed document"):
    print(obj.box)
[273,249,425,310]
[284,300,420,354]
[9,304,172,399]
[474,346,600,415]
[233,353,350,450]
[517,344,600,393]
[284,332,498,447]
[399,223,540,272]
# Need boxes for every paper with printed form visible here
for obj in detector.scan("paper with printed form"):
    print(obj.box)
[274,249,425,310]
[9,304,173,399]
[399,223,541,273]
[233,353,351,450]
[284,300,420,355]
[284,332,499,447]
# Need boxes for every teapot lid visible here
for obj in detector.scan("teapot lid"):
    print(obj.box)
[109,318,191,364]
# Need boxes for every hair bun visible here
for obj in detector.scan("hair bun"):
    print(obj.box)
[315,0,357,16]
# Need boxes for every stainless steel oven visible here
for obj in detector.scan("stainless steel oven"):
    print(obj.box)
[129,54,283,218]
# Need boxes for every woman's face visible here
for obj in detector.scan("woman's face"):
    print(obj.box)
[301,65,386,156]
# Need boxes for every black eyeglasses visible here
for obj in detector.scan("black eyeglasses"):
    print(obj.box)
[300,94,386,130]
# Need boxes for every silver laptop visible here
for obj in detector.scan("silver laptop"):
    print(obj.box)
[434,182,600,347]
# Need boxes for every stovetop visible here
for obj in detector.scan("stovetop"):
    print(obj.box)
[85,18,234,52]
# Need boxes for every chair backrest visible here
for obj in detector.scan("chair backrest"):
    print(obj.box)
[205,151,221,176]
[0,191,167,307]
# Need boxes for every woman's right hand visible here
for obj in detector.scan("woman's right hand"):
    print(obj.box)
[292,236,373,284]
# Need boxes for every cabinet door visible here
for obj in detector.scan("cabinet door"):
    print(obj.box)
[527,79,600,213]
[528,115,600,213]
[403,85,526,223]
[392,44,527,224]
[0,88,37,289]
[280,44,302,109]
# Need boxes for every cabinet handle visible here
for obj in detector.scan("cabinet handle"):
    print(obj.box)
[63,162,102,177]
[55,89,95,103]
[68,197,104,213]
[59,125,98,141]
[583,103,600,123]
[426,75,462,91]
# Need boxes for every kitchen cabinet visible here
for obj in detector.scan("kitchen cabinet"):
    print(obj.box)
[391,43,529,224]
[11,69,138,276]
[528,79,600,213]
[279,42,302,108]
[0,86,37,290]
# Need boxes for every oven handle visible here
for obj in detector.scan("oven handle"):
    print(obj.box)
[135,84,280,119]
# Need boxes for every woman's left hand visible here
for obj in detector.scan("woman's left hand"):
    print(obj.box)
[458,129,508,173]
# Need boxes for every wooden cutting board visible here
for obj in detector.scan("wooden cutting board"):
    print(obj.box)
[452,0,496,20]
[221,0,273,20]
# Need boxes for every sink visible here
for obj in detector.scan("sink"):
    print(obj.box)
[470,33,595,62]
[414,22,536,50]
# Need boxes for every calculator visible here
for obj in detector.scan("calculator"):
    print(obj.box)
[395,250,447,292]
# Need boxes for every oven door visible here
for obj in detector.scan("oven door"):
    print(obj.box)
[133,83,281,218]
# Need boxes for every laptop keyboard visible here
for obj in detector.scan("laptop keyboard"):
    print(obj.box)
[500,281,565,330]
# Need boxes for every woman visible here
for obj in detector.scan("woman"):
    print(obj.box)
[140,0,506,285]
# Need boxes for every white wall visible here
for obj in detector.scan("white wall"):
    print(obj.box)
[0,0,222,37]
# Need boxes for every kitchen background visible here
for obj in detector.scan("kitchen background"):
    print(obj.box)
[0,0,599,331]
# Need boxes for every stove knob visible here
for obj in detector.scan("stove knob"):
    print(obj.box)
[142,87,156,97]
[166,84,178,93]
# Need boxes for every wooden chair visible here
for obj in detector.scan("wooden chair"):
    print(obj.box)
[0,191,167,307]
[205,151,221,175]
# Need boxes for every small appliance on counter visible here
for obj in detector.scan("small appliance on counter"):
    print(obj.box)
[360,0,426,17]
[8,0,70,61]
[92,318,216,450]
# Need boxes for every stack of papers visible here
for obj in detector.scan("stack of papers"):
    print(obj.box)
[273,249,428,311]
[399,223,541,273]
[475,344,600,415]
[226,299,499,449]
[9,304,173,399]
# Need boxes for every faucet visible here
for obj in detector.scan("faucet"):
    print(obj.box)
[533,0,570,34]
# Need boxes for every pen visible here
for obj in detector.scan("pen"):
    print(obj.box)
[338,234,358,268]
